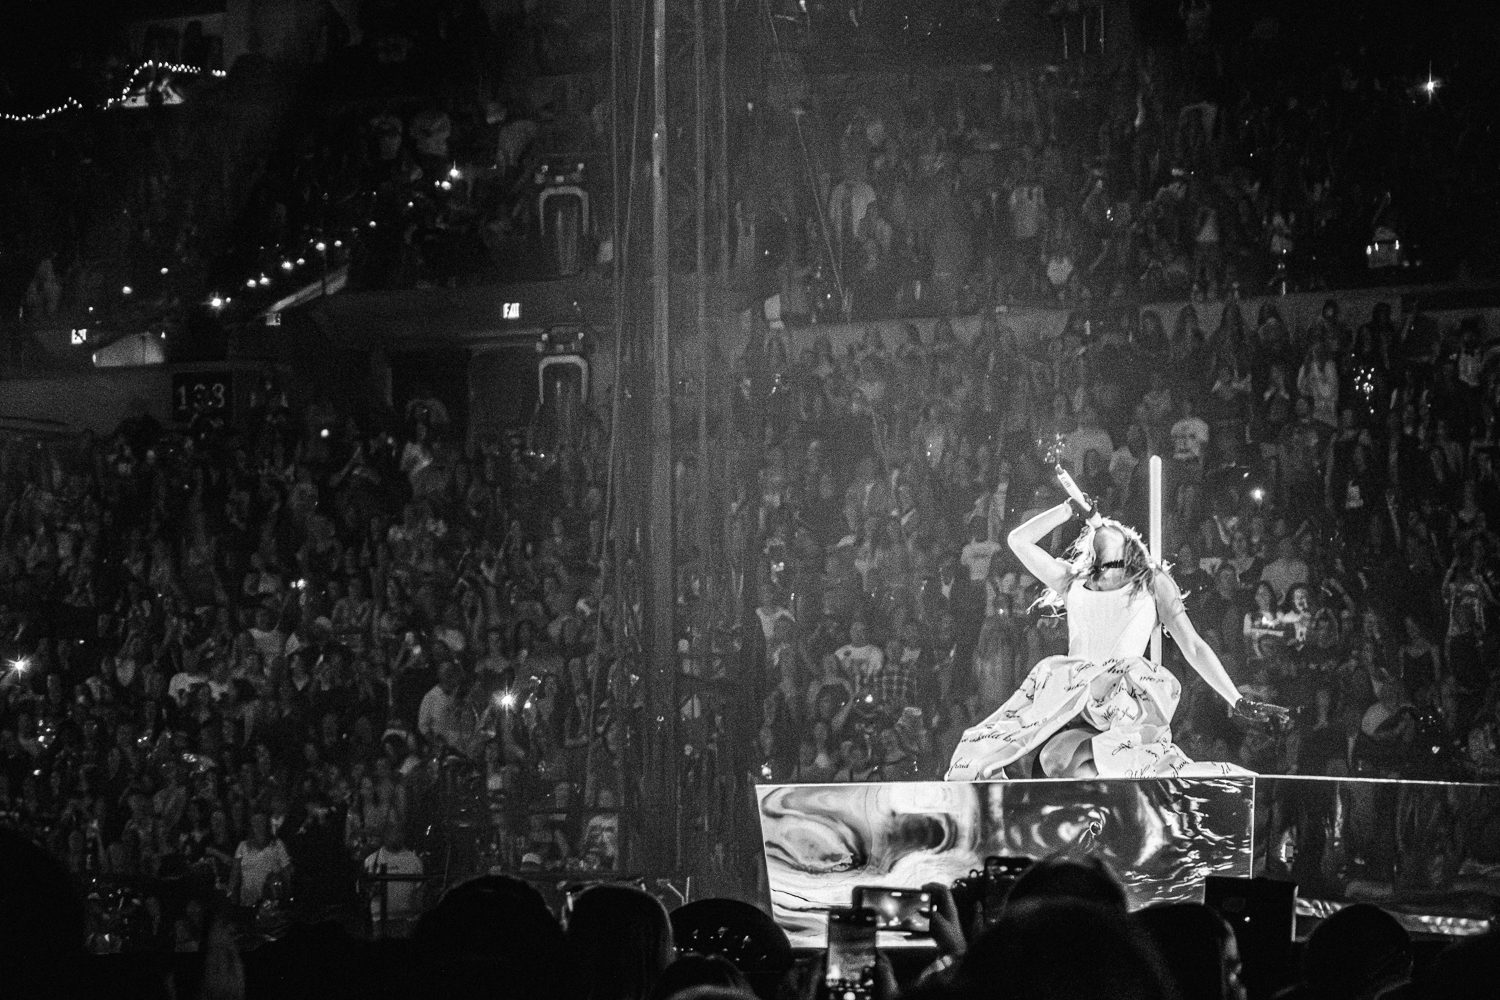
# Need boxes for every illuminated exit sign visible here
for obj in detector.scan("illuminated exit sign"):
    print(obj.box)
[502,302,521,320]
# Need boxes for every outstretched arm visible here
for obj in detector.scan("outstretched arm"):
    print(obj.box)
[1154,571,1242,707]
[1007,502,1079,595]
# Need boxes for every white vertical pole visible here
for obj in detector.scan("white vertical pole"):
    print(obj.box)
[1149,455,1163,665]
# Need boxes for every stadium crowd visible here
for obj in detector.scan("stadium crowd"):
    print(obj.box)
[2,5,1498,999]
[750,3,1498,321]
[11,0,1500,332]
[3,292,1500,950]
[736,299,1500,788]
[0,367,627,949]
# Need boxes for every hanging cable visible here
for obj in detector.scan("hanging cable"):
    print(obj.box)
[759,0,845,304]
[585,0,652,832]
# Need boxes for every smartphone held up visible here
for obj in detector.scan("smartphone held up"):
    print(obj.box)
[824,907,877,1000]
[854,886,934,934]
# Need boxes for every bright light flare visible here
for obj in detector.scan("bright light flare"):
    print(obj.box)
[1421,64,1442,103]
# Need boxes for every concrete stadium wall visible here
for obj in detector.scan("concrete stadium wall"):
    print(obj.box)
[768,289,1423,355]
[0,369,173,434]
[8,288,1498,441]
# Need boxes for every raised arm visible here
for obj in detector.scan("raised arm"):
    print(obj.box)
[1006,502,1080,595]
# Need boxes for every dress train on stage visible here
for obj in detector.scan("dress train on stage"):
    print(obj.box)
[947,579,1247,781]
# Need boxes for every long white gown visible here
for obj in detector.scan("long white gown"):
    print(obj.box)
[946,578,1246,780]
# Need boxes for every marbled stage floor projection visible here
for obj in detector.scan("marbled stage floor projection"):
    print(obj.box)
[756,777,1255,947]
[1254,775,1500,936]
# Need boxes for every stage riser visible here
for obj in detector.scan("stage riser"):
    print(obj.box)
[757,777,1254,948]
[757,775,1500,948]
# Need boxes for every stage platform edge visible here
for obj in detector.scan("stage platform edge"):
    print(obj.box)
[756,774,1499,947]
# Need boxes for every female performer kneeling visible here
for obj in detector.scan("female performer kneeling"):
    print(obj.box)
[947,491,1286,780]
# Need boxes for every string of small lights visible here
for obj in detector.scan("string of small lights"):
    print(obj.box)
[199,166,471,319]
[69,179,450,348]
[15,70,475,344]
[204,205,402,317]
[0,59,228,124]
[70,216,372,347]
[208,236,347,313]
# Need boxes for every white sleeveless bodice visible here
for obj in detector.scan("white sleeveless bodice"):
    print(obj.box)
[1064,579,1157,662]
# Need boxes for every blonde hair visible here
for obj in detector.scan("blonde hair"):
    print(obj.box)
[1036,517,1165,613]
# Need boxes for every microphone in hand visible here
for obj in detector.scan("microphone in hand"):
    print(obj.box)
[1232,697,1292,729]
[1055,465,1102,526]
